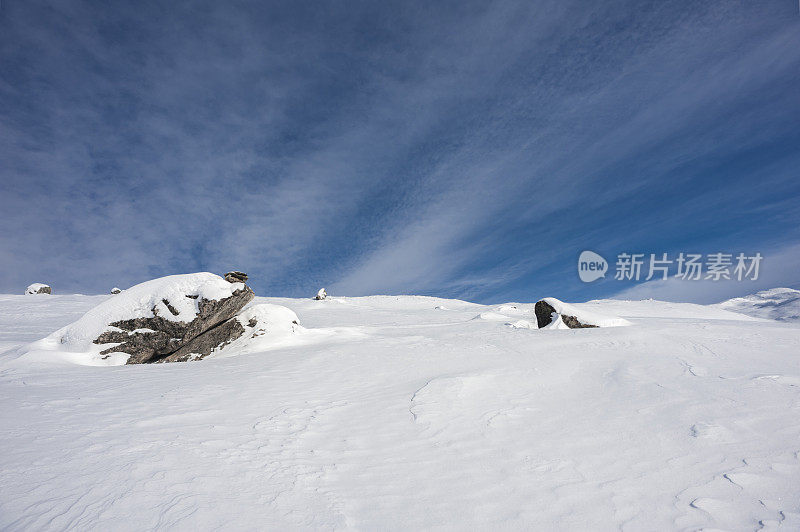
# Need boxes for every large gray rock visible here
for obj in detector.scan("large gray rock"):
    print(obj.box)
[534,300,597,329]
[94,284,254,364]
[157,317,246,363]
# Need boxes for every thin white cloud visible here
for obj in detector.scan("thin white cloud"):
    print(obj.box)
[1,1,798,300]
[330,7,800,298]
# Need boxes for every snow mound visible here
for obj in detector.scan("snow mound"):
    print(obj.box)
[493,303,535,317]
[236,303,301,337]
[41,273,245,355]
[25,283,51,295]
[539,297,631,328]
[506,319,535,329]
[717,288,800,322]
[474,311,513,322]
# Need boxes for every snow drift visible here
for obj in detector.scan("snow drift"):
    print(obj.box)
[1,292,798,530]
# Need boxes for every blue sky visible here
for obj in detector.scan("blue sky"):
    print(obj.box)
[1,0,799,303]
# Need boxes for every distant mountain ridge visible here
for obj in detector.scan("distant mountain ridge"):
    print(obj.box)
[717,287,800,322]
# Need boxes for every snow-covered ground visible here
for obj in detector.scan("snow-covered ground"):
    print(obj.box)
[1,293,799,530]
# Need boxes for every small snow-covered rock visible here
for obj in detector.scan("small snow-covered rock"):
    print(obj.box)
[25,283,51,295]
[534,298,630,329]
[314,288,328,300]
[238,303,300,337]
[110,287,122,294]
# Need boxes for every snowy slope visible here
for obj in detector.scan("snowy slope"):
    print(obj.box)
[717,287,800,322]
[1,294,799,530]
[0,293,109,354]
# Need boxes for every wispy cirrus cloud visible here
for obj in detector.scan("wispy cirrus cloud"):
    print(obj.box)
[1,1,798,301]
[332,1,800,300]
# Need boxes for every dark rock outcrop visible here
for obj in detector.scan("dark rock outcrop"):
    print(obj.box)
[157,317,246,363]
[534,300,556,328]
[224,271,248,283]
[94,286,254,364]
[534,300,597,329]
[559,314,597,329]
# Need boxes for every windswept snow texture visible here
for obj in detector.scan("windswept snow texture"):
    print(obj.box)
[1,294,800,530]
[717,288,800,322]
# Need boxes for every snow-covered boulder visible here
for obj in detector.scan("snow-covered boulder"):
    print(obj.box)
[25,283,51,295]
[314,288,328,300]
[238,303,300,337]
[110,287,122,294]
[534,298,630,329]
[52,273,254,364]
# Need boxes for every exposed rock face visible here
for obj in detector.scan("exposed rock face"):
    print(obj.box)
[534,300,557,328]
[157,317,246,363]
[314,288,328,300]
[110,287,122,294]
[534,300,597,329]
[25,283,51,295]
[94,286,254,364]
[157,303,301,363]
[559,314,598,329]
[225,271,248,283]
